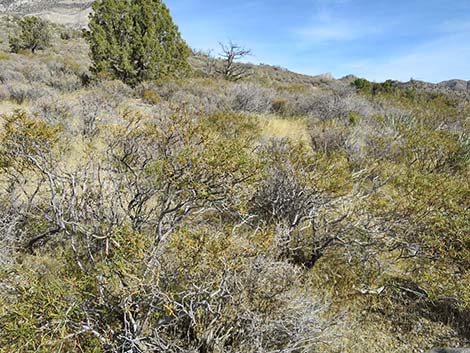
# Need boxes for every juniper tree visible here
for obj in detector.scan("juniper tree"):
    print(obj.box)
[87,0,191,86]
[9,16,51,53]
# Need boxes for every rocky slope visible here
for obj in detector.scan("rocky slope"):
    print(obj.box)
[0,0,92,28]
[439,79,470,92]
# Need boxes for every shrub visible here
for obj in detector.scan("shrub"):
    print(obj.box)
[77,91,119,137]
[0,68,26,83]
[0,205,21,266]
[0,85,9,101]
[22,61,51,83]
[47,71,82,91]
[95,79,134,102]
[58,26,82,41]
[87,0,191,86]
[6,82,50,104]
[140,87,162,104]
[139,80,181,100]
[0,229,333,352]
[353,78,372,91]
[33,95,71,125]
[9,16,51,54]
[229,82,274,113]
[271,97,294,116]
[309,123,349,155]
[294,92,342,119]
[252,141,320,227]
[251,139,352,268]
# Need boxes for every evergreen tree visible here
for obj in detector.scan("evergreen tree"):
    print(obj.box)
[9,16,51,54]
[87,0,191,86]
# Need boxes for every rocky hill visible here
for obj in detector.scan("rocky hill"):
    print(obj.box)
[0,0,92,27]
[439,79,470,92]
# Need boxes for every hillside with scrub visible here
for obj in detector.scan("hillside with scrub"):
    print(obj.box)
[0,1,469,352]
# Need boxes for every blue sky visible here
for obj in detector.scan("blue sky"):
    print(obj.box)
[165,0,470,83]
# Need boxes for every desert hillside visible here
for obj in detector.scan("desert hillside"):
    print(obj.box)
[0,5,469,353]
[0,0,92,27]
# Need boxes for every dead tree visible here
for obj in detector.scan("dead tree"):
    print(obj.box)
[218,41,252,81]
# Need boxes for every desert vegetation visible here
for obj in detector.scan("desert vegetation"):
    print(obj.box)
[0,1,469,352]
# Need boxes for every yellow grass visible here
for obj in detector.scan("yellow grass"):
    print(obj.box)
[258,115,310,143]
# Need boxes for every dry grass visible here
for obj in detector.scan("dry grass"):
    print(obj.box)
[0,101,24,115]
[258,114,310,143]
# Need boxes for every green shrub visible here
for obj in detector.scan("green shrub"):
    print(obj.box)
[353,78,372,91]
[0,110,62,170]
[86,0,191,86]
[9,17,51,54]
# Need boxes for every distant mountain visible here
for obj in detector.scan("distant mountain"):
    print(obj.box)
[0,0,93,28]
[438,79,470,92]
[396,79,470,96]
[343,76,470,94]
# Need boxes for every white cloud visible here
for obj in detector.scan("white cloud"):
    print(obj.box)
[345,32,470,82]
[294,9,384,43]
[297,21,375,42]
